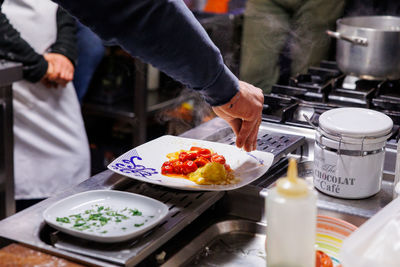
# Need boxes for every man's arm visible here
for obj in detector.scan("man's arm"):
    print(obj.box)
[52,0,238,106]
[0,10,48,82]
[53,0,263,151]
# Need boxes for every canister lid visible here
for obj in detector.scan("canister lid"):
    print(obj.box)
[319,108,393,139]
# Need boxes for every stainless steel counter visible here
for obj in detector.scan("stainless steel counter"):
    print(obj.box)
[0,170,225,266]
[0,117,396,266]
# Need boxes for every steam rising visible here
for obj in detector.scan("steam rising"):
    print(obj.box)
[156,88,214,135]
[240,0,345,91]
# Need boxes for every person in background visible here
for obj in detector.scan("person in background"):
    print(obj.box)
[0,0,90,210]
[240,0,345,93]
[54,0,264,152]
[73,21,105,103]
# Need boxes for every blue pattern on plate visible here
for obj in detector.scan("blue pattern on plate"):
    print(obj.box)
[247,152,264,165]
[110,149,159,180]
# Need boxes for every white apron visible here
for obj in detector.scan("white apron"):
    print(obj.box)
[2,0,90,199]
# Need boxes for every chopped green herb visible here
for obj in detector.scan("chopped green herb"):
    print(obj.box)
[74,225,90,231]
[99,216,110,226]
[57,205,149,233]
[56,217,70,223]
[88,213,102,220]
[130,209,142,216]
[106,211,115,216]
[74,222,86,227]
[99,216,109,222]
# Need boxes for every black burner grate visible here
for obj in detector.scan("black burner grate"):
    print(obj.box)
[264,60,400,138]
[217,131,305,163]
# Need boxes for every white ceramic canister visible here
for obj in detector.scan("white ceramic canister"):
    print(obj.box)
[313,107,393,199]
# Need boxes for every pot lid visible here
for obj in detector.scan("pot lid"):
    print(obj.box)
[319,108,393,138]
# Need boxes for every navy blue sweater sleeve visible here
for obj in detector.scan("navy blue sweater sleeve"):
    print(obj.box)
[52,0,238,106]
[49,7,78,67]
[0,7,48,82]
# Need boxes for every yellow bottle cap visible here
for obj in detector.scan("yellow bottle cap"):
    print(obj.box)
[276,158,309,197]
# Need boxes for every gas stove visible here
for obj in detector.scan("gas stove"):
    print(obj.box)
[263,61,400,144]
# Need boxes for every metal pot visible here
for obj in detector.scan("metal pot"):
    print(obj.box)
[327,16,400,80]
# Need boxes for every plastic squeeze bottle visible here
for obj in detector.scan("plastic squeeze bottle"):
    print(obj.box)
[266,158,317,267]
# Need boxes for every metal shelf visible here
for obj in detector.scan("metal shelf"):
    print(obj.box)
[82,84,185,147]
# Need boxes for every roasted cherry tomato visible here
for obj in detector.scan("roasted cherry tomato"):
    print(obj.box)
[171,160,184,174]
[316,250,333,267]
[189,147,211,159]
[182,160,198,174]
[161,165,174,174]
[162,147,230,177]
[186,151,198,160]
[162,161,171,167]
[211,154,226,164]
[224,163,232,172]
[194,156,209,167]
[179,151,188,162]
[179,151,198,162]
[197,149,211,159]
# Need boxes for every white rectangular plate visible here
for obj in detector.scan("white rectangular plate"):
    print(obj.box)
[43,190,168,243]
[108,135,274,191]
